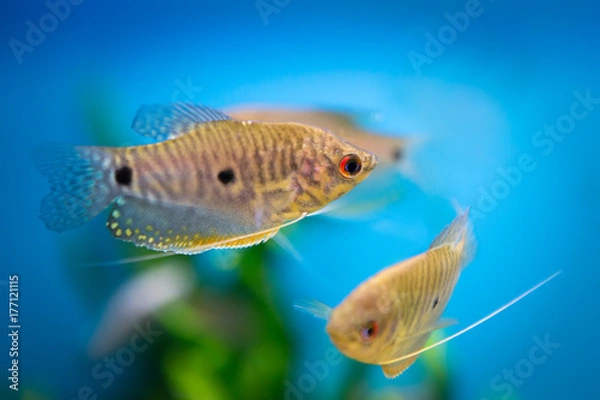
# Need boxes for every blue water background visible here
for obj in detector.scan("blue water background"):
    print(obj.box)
[1,0,598,398]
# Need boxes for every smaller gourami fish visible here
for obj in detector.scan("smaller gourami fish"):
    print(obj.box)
[296,210,561,378]
[227,106,417,172]
[33,103,377,254]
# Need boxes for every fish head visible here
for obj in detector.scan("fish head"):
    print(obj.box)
[325,283,396,364]
[297,129,378,212]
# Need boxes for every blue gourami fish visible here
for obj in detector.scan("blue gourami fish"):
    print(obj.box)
[296,210,561,378]
[33,103,377,254]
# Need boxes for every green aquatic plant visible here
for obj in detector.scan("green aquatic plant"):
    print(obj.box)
[154,245,294,400]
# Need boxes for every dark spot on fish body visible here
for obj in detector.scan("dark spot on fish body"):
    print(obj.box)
[432,297,439,310]
[217,168,236,185]
[392,147,404,161]
[115,166,133,186]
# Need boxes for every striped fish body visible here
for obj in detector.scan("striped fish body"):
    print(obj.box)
[370,246,462,377]
[33,103,377,254]
[325,210,474,377]
[105,121,313,222]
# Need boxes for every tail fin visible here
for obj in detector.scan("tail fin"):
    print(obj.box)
[32,144,116,232]
[429,207,475,268]
[391,135,429,183]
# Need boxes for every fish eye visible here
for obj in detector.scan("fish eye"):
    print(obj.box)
[339,154,362,178]
[360,321,378,342]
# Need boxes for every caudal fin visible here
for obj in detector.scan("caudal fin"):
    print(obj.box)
[429,207,475,268]
[391,135,429,183]
[32,144,116,232]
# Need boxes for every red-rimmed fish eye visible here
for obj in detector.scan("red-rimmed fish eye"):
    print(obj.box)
[360,321,379,342]
[339,154,362,178]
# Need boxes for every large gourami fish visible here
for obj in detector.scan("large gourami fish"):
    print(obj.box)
[296,210,561,378]
[33,103,378,254]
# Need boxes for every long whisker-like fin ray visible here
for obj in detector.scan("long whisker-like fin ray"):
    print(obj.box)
[379,271,562,365]
[80,252,177,267]
[273,233,304,263]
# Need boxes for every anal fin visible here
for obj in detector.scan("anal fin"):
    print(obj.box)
[379,320,457,379]
[202,227,280,251]
[381,355,419,379]
[180,209,307,254]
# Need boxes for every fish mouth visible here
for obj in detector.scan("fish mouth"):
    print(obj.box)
[326,323,350,352]
[362,153,378,173]
[328,332,349,353]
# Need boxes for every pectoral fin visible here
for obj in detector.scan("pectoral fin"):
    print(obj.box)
[401,318,458,342]
[293,299,333,320]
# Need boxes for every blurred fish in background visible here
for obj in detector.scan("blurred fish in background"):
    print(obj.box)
[88,261,197,357]
[227,105,426,223]
[227,106,421,173]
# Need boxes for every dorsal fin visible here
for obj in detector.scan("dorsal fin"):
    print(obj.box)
[429,207,471,250]
[131,102,232,141]
[429,207,475,268]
